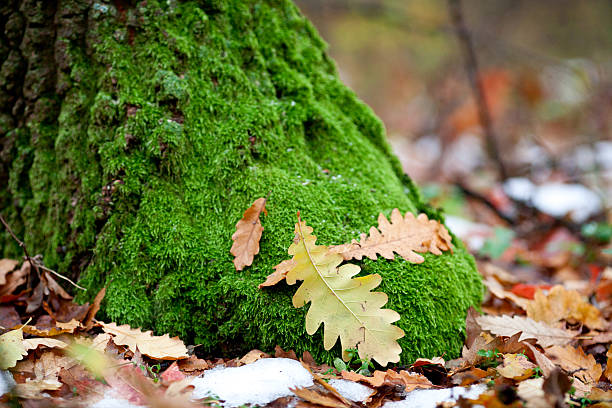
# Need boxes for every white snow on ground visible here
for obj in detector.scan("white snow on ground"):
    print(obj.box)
[91,394,142,408]
[190,358,314,407]
[503,178,602,222]
[328,378,373,402]
[383,384,488,408]
[0,370,15,397]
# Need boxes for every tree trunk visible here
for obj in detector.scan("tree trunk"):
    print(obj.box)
[0,0,482,363]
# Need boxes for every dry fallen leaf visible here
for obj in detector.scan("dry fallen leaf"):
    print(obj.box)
[231,197,267,271]
[239,349,270,365]
[285,216,404,366]
[527,285,607,330]
[330,209,452,264]
[545,345,602,386]
[100,322,188,360]
[0,261,29,298]
[604,345,612,382]
[259,259,295,289]
[341,369,433,392]
[23,337,69,351]
[516,378,549,408]
[476,314,576,347]
[484,277,529,310]
[0,327,27,369]
[291,386,350,408]
[496,353,536,380]
[0,258,19,286]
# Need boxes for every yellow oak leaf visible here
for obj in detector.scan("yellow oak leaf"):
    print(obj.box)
[285,215,404,367]
[0,327,27,369]
[496,353,536,380]
[329,209,452,263]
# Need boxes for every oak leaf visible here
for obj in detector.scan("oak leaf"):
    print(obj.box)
[341,369,433,392]
[286,216,404,366]
[496,353,536,380]
[231,197,267,271]
[329,209,452,264]
[291,387,350,408]
[100,322,188,360]
[258,259,295,289]
[545,345,602,385]
[526,285,606,329]
[23,337,68,351]
[476,315,576,347]
[0,327,27,369]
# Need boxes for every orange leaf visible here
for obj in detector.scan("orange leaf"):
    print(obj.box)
[526,286,606,330]
[330,209,452,264]
[546,345,602,385]
[496,353,536,380]
[231,197,267,271]
[258,259,295,289]
[510,283,553,300]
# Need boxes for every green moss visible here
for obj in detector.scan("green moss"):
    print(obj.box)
[1,0,483,365]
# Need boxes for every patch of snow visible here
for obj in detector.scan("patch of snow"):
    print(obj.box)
[503,178,602,222]
[190,358,313,407]
[91,393,142,408]
[596,141,612,169]
[445,215,492,251]
[329,379,373,402]
[442,134,486,175]
[0,371,15,396]
[503,177,536,202]
[532,183,602,222]
[383,384,488,408]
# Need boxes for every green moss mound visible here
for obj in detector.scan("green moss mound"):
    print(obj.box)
[0,0,483,364]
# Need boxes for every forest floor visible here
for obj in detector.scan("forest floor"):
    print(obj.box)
[1,132,610,407]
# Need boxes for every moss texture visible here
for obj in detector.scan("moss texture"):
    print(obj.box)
[0,0,483,364]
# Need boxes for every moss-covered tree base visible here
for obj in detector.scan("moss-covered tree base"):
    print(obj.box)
[0,0,483,365]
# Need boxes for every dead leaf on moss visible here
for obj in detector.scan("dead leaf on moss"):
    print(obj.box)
[286,216,404,366]
[100,322,188,360]
[527,285,607,329]
[329,209,452,264]
[231,197,267,271]
[259,259,295,289]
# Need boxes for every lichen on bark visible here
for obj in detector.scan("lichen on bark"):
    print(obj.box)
[0,0,483,364]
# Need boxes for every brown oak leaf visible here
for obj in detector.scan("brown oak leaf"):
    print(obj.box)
[231,197,268,271]
[329,209,452,264]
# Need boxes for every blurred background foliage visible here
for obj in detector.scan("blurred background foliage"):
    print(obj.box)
[295,0,612,193]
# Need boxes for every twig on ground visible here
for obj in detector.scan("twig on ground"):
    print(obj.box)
[455,182,515,225]
[447,0,508,181]
[0,213,41,285]
[37,263,86,291]
[0,213,86,291]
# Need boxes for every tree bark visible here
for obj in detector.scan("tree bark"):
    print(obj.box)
[0,0,482,363]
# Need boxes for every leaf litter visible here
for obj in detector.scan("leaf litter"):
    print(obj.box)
[1,190,611,407]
